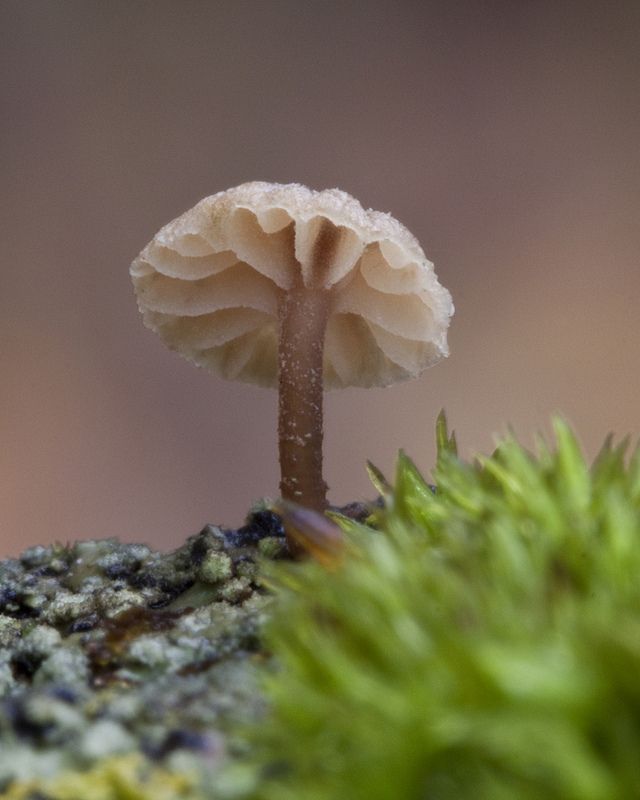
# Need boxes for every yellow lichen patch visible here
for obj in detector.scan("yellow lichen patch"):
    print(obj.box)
[3,754,203,800]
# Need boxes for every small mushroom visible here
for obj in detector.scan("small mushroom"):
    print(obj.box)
[130,182,453,519]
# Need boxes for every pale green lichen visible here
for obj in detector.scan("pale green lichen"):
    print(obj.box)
[0,513,284,794]
[33,645,90,688]
[257,537,287,560]
[199,552,233,584]
[3,754,202,800]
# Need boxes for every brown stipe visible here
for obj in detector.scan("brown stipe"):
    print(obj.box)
[278,280,331,511]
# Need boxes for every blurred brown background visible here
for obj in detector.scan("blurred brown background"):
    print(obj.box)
[1,1,639,557]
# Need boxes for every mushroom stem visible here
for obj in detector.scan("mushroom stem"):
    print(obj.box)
[278,279,331,516]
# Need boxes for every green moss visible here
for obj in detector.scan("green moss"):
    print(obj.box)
[247,414,640,800]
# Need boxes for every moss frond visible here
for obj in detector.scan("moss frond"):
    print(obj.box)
[248,415,640,800]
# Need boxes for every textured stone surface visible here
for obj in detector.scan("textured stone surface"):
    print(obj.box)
[0,513,285,793]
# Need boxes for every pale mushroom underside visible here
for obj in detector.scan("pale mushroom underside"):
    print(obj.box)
[131,182,454,389]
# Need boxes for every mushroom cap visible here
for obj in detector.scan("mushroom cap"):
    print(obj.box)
[130,182,454,389]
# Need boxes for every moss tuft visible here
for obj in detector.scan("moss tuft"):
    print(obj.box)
[248,415,640,800]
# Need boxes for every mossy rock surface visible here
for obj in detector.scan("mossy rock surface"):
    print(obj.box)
[0,512,287,797]
[6,417,640,800]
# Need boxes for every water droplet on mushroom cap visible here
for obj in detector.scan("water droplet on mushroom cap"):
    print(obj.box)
[130,181,453,390]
